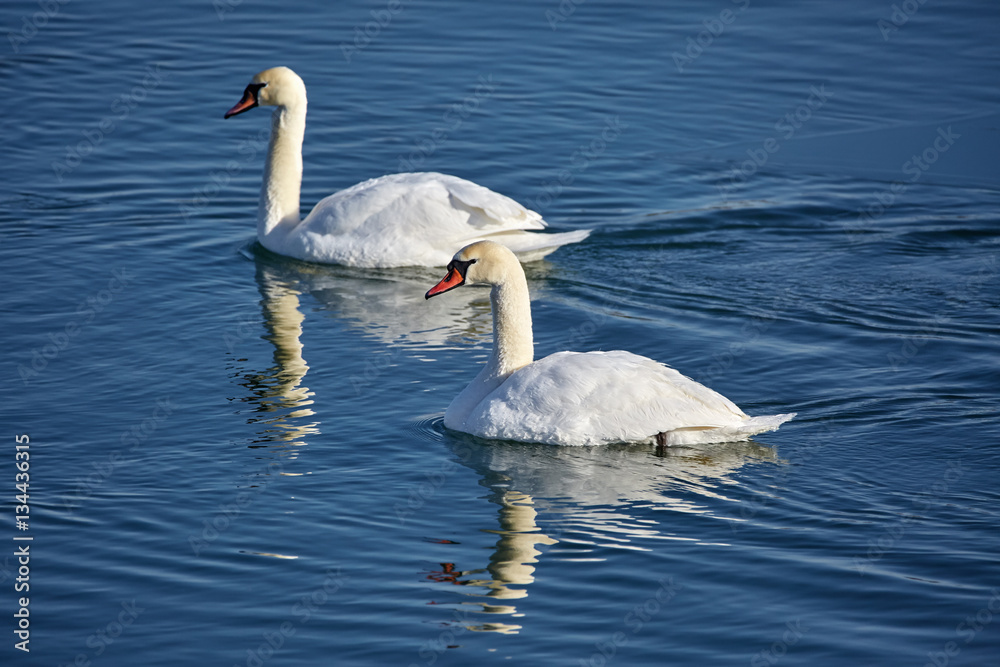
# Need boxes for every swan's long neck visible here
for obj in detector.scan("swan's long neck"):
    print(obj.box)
[258,102,306,241]
[487,270,534,379]
[443,251,534,431]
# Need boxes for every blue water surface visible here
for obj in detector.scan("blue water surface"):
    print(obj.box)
[2,1,999,665]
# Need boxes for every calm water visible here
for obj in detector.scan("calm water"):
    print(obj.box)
[3,1,999,665]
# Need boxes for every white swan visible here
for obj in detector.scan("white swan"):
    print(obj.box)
[425,241,795,446]
[224,67,589,267]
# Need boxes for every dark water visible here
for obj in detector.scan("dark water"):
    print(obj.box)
[3,1,999,665]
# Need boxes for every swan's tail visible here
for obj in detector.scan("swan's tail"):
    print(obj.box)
[738,412,797,436]
[663,412,796,446]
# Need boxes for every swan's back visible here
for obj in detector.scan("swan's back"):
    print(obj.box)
[284,172,588,267]
[457,350,792,446]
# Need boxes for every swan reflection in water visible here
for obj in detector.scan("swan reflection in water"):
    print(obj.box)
[228,258,321,450]
[236,248,782,633]
[249,244,562,349]
[420,430,780,634]
[229,246,521,447]
[422,482,558,635]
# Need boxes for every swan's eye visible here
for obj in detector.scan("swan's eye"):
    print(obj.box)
[449,258,477,278]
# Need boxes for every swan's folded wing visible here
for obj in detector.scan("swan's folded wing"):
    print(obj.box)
[439,176,546,232]
[311,172,543,234]
[465,350,752,446]
[430,174,591,258]
[300,172,588,266]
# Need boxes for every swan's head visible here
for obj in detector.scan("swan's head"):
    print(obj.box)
[425,241,521,299]
[224,66,307,118]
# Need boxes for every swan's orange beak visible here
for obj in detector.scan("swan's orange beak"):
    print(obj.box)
[425,267,465,299]
[224,84,261,119]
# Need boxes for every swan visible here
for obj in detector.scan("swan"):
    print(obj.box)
[224,67,590,267]
[424,241,795,446]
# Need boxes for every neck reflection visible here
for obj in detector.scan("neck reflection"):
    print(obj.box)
[231,261,319,448]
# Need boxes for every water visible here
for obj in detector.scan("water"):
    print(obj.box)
[3,1,999,665]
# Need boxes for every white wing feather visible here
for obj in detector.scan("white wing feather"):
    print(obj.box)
[284,172,589,267]
[461,351,794,446]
